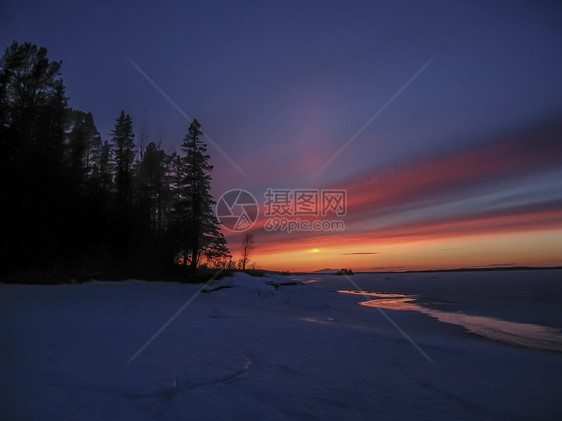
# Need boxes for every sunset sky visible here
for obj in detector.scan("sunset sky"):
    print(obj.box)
[2,0,561,271]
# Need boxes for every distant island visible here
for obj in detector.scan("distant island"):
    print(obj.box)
[310,268,355,275]
[313,268,338,274]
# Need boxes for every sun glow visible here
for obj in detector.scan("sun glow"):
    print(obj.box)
[251,229,562,272]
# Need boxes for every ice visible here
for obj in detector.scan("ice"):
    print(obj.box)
[1,272,562,420]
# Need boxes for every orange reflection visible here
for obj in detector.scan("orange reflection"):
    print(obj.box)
[339,290,562,353]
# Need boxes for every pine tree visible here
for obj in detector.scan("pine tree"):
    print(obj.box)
[176,120,230,271]
[66,109,100,188]
[111,110,135,211]
[0,42,68,269]
[97,139,113,193]
[137,141,168,232]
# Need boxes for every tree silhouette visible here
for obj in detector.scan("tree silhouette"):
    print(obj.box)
[137,141,172,234]
[1,41,230,281]
[241,232,254,271]
[176,120,229,271]
[111,110,136,212]
[0,42,68,270]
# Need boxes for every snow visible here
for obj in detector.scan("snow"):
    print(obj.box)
[1,272,562,420]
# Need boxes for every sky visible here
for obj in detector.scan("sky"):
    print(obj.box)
[2,0,561,271]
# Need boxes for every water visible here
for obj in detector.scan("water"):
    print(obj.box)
[295,269,562,352]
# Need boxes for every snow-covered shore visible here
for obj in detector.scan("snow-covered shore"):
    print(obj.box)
[1,272,561,420]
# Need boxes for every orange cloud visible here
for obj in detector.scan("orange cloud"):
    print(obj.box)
[338,120,562,219]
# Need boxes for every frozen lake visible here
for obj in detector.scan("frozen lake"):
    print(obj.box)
[299,269,562,325]
[297,270,562,352]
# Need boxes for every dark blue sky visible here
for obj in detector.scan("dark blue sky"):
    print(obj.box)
[3,2,560,174]
[2,0,561,269]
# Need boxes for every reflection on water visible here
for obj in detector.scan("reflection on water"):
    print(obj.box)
[339,290,562,353]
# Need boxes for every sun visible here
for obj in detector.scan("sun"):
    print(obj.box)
[310,248,321,253]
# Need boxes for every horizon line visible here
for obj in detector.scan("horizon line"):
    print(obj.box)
[260,265,562,275]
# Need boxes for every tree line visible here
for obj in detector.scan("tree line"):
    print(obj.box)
[0,41,230,282]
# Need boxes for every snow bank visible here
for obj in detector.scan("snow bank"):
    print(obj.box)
[204,272,278,297]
